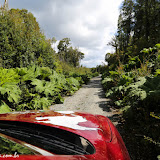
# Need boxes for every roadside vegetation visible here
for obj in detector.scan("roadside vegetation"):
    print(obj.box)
[0,6,98,113]
[99,0,160,159]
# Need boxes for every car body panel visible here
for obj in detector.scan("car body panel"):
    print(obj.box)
[0,110,130,160]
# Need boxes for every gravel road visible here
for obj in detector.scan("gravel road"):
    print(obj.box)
[50,76,120,125]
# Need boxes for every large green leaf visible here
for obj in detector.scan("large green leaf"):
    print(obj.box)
[30,96,51,110]
[21,65,41,82]
[0,68,20,86]
[1,84,21,103]
[31,79,44,93]
[0,101,11,113]
[44,82,60,97]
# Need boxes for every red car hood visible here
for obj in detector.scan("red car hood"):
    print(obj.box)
[0,110,111,143]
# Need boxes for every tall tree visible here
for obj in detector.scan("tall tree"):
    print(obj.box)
[0,8,56,68]
[117,0,134,53]
[57,38,71,62]
[107,0,160,65]
[57,38,84,67]
[133,0,160,52]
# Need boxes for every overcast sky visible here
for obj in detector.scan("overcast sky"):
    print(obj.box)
[0,0,123,67]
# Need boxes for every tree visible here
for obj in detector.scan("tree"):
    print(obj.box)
[57,38,84,67]
[0,8,56,69]
[68,47,84,67]
[133,0,160,52]
[107,0,160,65]
[51,37,57,50]
[107,36,118,54]
[57,38,71,62]
[116,0,134,53]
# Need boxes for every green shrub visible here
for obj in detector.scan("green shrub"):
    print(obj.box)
[102,44,160,159]
[0,65,89,112]
[0,68,21,113]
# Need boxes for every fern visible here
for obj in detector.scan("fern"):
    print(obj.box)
[119,73,134,86]
[142,76,160,96]
[66,77,80,92]
[0,65,90,112]
[40,67,52,80]
[44,81,60,97]
[31,79,60,97]
[67,77,79,87]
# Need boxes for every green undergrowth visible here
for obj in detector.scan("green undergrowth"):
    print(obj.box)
[102,44,160,159]
[0,65,95,113]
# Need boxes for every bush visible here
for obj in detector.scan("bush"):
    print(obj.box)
[0,65,92,113]
[0,68,21,113]
[102,44,160,159]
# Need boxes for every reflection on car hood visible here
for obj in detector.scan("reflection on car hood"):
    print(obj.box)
[35,112,97,131]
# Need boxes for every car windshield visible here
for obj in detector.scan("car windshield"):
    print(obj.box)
[0,121,95,155]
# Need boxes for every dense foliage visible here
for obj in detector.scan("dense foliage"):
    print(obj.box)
[102,1,160,159]
[103,7,160,158]
[103,43,160,159]
[0,65,94,113]
[0,8,56,69]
